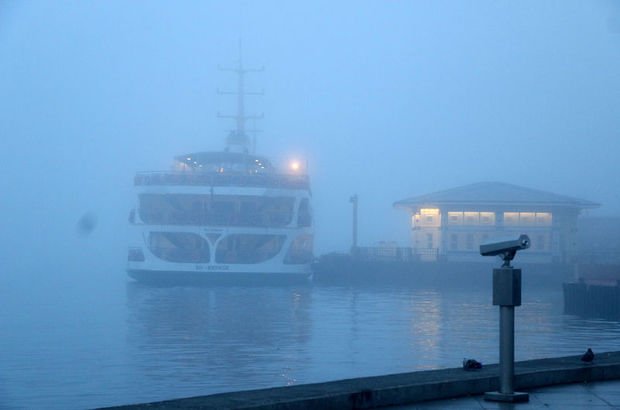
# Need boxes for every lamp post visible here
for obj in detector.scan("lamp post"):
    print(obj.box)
[350,194,358,254]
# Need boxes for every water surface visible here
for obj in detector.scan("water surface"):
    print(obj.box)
[2,268,619,409]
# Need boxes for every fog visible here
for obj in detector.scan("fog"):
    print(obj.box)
[2,1,620,261]
[2,2,620,408]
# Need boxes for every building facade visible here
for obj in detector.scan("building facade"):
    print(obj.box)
[393,182,599,264]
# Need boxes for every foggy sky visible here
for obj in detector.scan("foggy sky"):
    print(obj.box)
[1,1,619,260]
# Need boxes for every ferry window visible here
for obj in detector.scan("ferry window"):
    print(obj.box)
[284,234,314,264]
[298,199,311,227]
[239,200,260,226]
[140,194,294,227]
[149,232,210,263]
[215,234,286,264]
[210,200,235,225]
[139,194,204,225]
[260,197,294,227]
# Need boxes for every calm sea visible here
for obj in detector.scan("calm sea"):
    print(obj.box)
[2,266,619,409]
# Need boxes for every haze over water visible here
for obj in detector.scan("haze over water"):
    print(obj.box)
[3,268,620,409]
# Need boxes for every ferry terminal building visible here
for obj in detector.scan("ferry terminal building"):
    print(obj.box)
[393,182,599,264]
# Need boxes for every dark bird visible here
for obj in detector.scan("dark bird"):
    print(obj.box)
[581,348,595,363]
[462,358,483,370]
[76,212,97,236]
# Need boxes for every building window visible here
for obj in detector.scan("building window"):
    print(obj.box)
[447,211,495,225]
[535,234,546,251]
[520,212,536,225]
[464,212,479,225]
[414,208,441,227]
[426,233,433,249]
[448,212,463,225]
[504,212,519,226]
[450,234,458,250]
[503,211,553,226]
[479,212,495,225]
[535,212,552,226]
[466,234,474,250]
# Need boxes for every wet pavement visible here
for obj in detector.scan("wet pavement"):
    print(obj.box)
[391,379,620,409]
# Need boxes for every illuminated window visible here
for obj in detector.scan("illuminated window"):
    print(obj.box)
[504,212,519,226]
[448,212,463,225]
[480,212,495,225]
[535,212,552,226]
[415,208,441,227]
[503,211,552,226]
[464,212,479,225]
[520,212,536,225]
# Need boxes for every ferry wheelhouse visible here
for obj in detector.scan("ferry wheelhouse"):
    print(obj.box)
[127,64,313,283]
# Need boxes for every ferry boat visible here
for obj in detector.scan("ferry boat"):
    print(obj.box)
[126,63,313,284]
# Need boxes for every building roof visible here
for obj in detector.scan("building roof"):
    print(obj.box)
[394,182,600,210]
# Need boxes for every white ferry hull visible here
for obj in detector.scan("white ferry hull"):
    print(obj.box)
[127,268,312,285]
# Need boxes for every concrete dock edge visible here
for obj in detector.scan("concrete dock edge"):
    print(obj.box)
[100,351,620,409]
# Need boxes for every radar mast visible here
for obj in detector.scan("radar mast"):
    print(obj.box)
[218,45,263,154]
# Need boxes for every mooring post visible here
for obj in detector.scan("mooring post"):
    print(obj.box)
[484,267,529,403]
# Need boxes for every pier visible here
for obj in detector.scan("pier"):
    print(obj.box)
[102,351,620,409]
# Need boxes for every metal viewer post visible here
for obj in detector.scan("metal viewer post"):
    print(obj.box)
[480,235,530,403]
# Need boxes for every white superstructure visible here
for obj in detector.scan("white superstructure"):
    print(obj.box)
[127,61,313,283]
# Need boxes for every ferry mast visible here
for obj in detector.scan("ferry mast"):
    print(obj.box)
[218,58,263,154]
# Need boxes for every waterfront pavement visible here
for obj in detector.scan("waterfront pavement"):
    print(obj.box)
[105,352,620,410]
[391,379,620,409]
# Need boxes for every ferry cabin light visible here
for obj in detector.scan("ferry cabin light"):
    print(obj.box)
[289,160,301,172]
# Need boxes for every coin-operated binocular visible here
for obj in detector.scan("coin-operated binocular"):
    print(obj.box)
[480,234,530,403]
[480,234,530,267]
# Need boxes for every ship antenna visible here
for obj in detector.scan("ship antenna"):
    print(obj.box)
[217,42,264,154]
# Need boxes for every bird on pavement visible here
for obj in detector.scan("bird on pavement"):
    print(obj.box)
[462,358,483,370]
[581,348,594,363]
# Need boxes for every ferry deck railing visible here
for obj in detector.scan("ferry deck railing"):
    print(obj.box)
[134,171,310,190]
